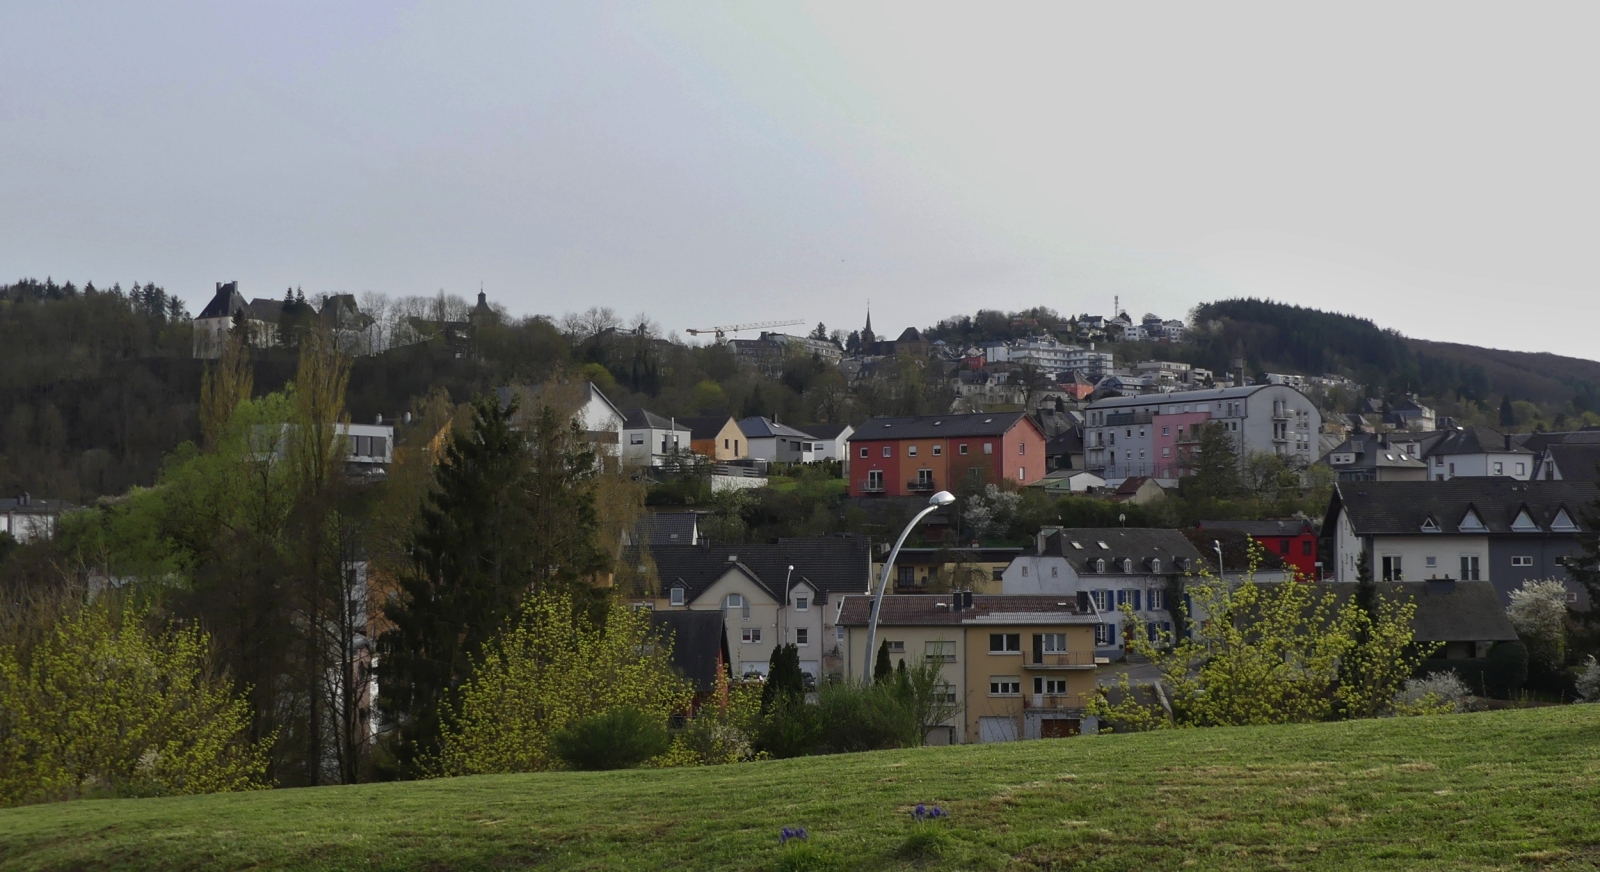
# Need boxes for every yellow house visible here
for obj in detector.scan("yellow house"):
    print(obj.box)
[838,594,1100,743]
[680,416,749,461]
[871,546,1023,595]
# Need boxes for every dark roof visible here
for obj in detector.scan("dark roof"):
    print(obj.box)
[0,496,74,513]
[647,535,872,603]
[1522,429,1600,453]
[1113,476,1157,496]
[1329,480,1598,535]
[849,411,1032,441]
[1427,426,1530,457]
[1032,528,1204,574]
[737,417,816,440]
[677,416,738,441]
[803,423,853,441]
[1335,582,1517,643]
[1181,529,1289,573]
[244,298,283,324]
[622,408,688,431]
[1540,445,1600,482]
[837,594,1092,626]
[1195,518,1314,537]
[196,282,243,320]
[649,611,728,693]
[1046,429,1084,454]
[633,511,699,546]
[878,546,1023,566]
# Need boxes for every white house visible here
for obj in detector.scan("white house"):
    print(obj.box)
[737,417,823,464]
[802,423,854,471]
[0,495,74,543]
[497,382,625,458]
[620,409,692,467]
[1000,528,1204,653]
[1423,426,1533,481]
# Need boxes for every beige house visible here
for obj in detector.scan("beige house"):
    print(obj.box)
[838,594,1100,743]
[871,546,1021,595]
[680,416,749,461]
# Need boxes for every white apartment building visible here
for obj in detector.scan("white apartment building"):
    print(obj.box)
[1083,384,1321,482]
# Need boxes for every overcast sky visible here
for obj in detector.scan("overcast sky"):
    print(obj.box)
[3,3,1595,357]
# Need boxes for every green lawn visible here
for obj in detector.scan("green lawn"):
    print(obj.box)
[4,705,1600,871]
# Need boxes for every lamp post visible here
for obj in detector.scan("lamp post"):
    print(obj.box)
[862,490,956,684]
[1213,540,1224,580]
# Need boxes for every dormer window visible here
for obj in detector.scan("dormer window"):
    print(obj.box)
[1458,508,1487,533]
[1122,558,1133,573]
[1094,558,1106,573]
[1553,508,1580,533]
[669,587,685,607]
[1150,558,1161,573]
[1420,516,1441,533]
[1511,508,1541,533]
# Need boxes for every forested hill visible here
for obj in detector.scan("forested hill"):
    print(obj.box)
[1190,299,1600,413]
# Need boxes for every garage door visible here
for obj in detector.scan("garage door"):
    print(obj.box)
[978,716,1018,743]
[1041,718,1081,739]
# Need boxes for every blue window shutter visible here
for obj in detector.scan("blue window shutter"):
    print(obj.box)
[1132,590,1142,611]
[1107,623,1117,645]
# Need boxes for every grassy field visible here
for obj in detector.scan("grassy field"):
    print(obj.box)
[3,705,1600,871]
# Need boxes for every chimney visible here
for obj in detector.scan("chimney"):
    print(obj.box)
[1505,433,1513,451]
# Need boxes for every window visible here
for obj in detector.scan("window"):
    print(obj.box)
[859,446,868,458]
[959,443,969,455]
[1094,558,1106,573]
[1381,556,1403,582]
[741,628,762,644]
[1425,556,1437,569]
[936,683,958,704]
[1162,447,1171,457]
[1494,462,1503,475]
[1148,588,1165,610]
[1279,539,1291,555]
[1460,555,1481,581]
[932,444,942,456]
[866,470,883,491]
[899,565,915,584]
[989,677,1021,696]
[1094,623,1117,645]
[1516,462,1526,476]
[725,438,730,449]
[1091,589,1109,611]
[990,633,1021,653]
[836,626,845,642]
[925,641,956,662]
[1019,443,1025,455]
[887,641,905,653]
[795,628,809,646]
[630,433,645,445]
[917,468,934,487]
[669,587,685,607]
[882,446,891,457]
[1050,566,1059,578]
[1512,555,1534,567]
[1039,633,1068,653]
[795,596,808,611]
[1302,540,1313,556]
[1162,426,1170,436]
[1021,566,1029,578]
[983,442,993,455]
[1035,677,1070,695]
[908,445,918,457]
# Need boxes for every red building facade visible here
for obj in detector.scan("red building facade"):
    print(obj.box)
[847,412,1048,498]
[1195,518,1320,579]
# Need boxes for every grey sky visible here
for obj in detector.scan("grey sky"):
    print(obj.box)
[3,3,1595,357]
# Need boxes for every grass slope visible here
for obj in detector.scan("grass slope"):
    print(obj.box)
[3,705,1600,871]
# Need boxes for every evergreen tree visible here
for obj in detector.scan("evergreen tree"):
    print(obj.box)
[376,394,607,777]
[761,644,805,711]
[809,322,828,341]
[1500,394,1516,427]
[742,384,766,421]
[1187,422,1242,500]
[873,639,893,682]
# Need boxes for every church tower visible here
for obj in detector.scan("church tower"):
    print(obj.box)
[861,304,876,350]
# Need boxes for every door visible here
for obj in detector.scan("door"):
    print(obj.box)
[1040,718,1081,739]
[978,716,1018,743]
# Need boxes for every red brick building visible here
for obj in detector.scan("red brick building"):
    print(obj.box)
[847,412,1048,498]
[1194,518,1320,579]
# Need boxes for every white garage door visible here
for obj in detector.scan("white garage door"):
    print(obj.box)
[978,716,1018,743]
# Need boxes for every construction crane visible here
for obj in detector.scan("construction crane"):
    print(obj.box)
[684,319,805,341]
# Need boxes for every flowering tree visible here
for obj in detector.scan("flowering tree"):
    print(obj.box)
[0,600,270,807]
[432,590,692,775]
[1507,579,1569,671]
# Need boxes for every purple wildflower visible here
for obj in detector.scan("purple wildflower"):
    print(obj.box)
[779,826,809,845]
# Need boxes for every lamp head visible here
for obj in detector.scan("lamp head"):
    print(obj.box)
[929,490,956,507]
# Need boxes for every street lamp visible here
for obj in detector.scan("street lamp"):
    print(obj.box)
[1213,540,1224,580]
[863,490,956,683]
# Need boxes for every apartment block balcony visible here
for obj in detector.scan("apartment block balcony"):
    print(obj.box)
[1023,692,1089,711]
[1026,652,1097,669]
[1105,411,1153,426]
[906,479,935,493]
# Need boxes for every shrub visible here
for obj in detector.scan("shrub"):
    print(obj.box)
[1507,580,1569,671]
[1576,656,1600,702]
[1393,671,1472,715]
[814,681,920,754]
[550,708,672,771]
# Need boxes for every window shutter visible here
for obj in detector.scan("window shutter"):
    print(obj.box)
[1107,623,1117,645]
[1132,590,1142,611]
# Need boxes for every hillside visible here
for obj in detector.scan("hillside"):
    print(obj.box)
[1407,338,1600,410]
[3,705,1598,871]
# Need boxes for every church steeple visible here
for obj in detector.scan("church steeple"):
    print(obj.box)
[861,304,875,348]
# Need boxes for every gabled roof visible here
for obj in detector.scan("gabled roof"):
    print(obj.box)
[621,408,690,432]
[803,423,853,441]
[1327,480,1599,536]
[837,594,1093,627]
[848,411,1033,441]
[1195,518,1314,537]
[1338,582,1517,643]
[1046,429,1084,454]
[1426,426,1530,457]
[649,610,728,693]
[1030,528,1204,575]
[736,417,817,440]
[676,416,739,441]
[1537,444,1600,482]
[629,511,699,547]
[244,298,283,324]
[196,282,245,320]
[644,535,871,603]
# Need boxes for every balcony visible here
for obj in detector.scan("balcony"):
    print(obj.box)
[906,479,935,492]
[1027,652,1096,669]
[862,483,886,493]
[1105,411,1153,426]
[1024,693,1088,711]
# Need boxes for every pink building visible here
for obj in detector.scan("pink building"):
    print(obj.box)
[1150,411,1211,480]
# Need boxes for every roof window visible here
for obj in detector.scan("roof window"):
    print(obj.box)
[1071,541,1084,550]
[1553,509,1580,532]
[1097,541,1109,549]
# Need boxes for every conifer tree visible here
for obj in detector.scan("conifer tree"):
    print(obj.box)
[874,639,893,682]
